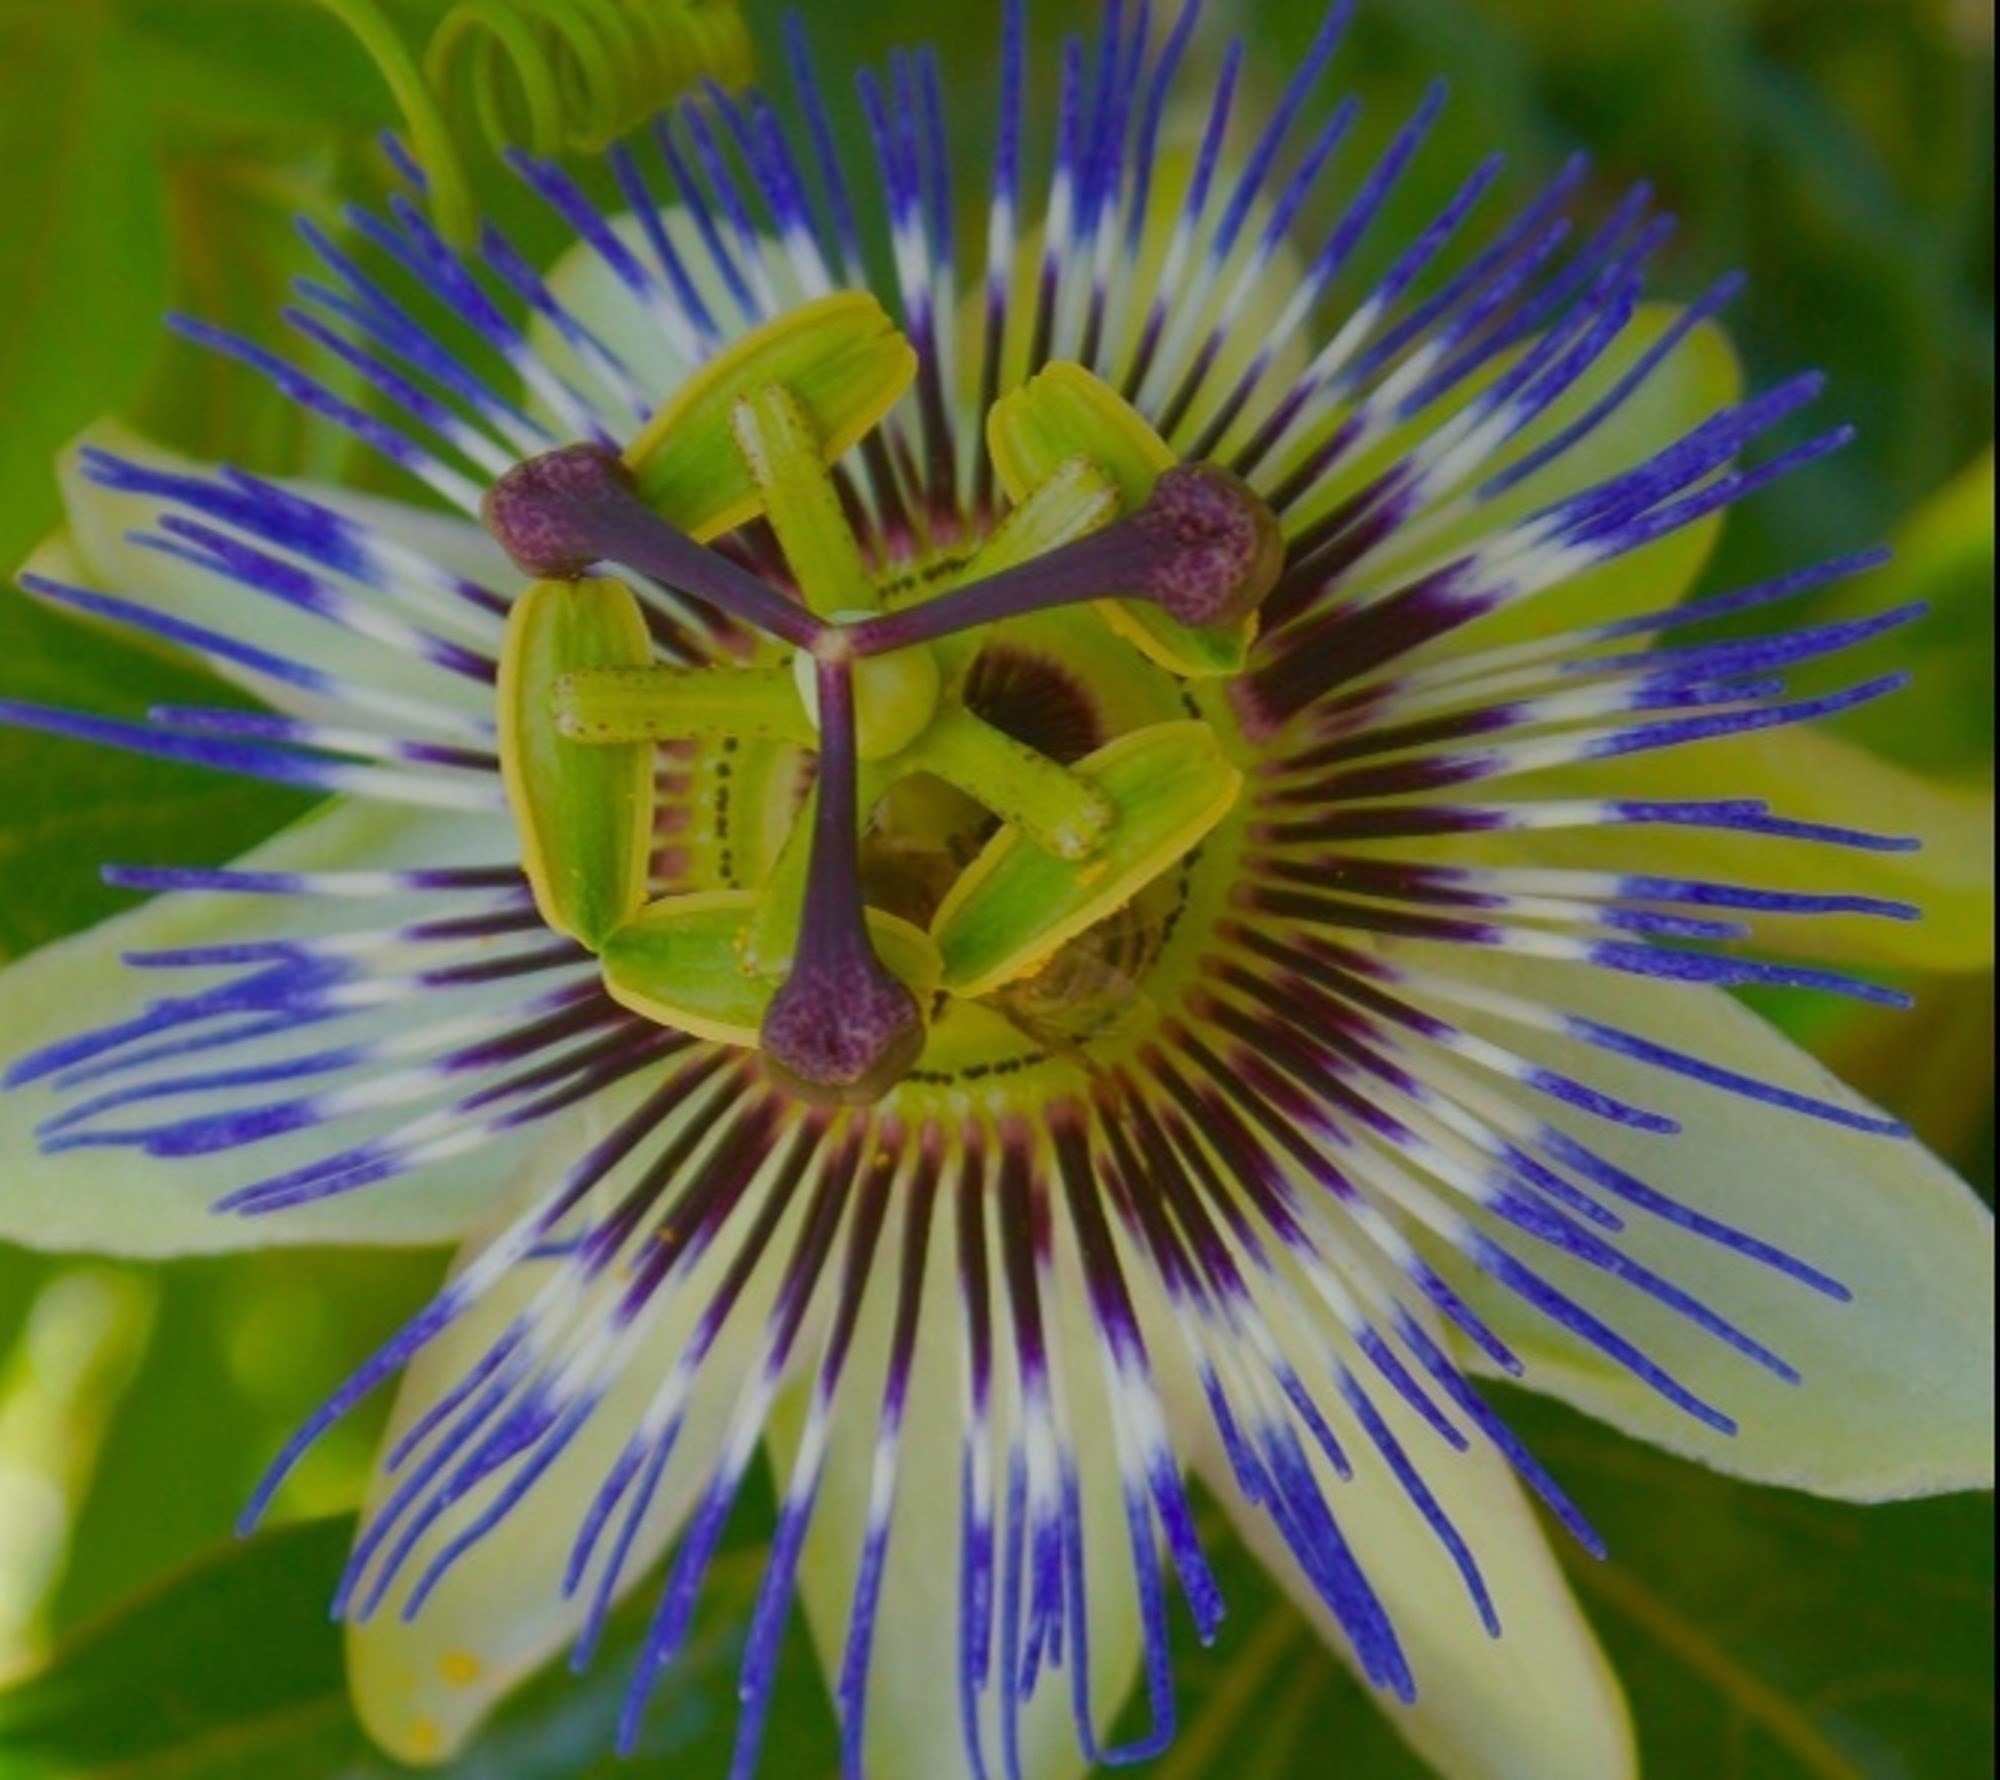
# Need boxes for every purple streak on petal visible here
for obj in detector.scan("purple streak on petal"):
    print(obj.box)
[1537,1129,1849,1299]
[648,114,762,322]
[1340,1369,1498,1635]
[1392,1309,1604,1556]
[166,316,467,498]
[731,1137,898,1780]
[835,1142,943,1778]
[782,12,867,284]
[1473,1236,1737,1432]
[606,142,721,348]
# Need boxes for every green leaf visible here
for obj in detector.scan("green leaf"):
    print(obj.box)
[1,1494,840,1778]
[0,585,309,961]
[0,1518,355,1777]
[1524,1395,1995,1780]
[45,1246,439,1636]
[0,2,171,583]
[1820,450,1996,780]
[115,0,402,140]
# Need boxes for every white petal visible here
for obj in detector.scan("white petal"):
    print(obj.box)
[0,799,553,1256]
[43,420,498,720]
[346,1082,812,1763]
[774,1186,1147,1780]
[1391,941,1995,1501]
[1336,307,1742,647]
[1195,1446,1630,1780]
[528,209,792,429]
[307,483,518,595]
[1141,1244,1632,1780]
[1420,728,1997,976]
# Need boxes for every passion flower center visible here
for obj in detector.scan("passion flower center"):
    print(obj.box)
[793,618,942,762]
[484,304,1282,1105]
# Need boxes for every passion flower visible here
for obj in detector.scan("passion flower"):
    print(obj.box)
[0,4,1990,1778]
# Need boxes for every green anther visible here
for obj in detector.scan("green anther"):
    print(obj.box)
[730,384,883,618]
[793,635,942,762]
[555,664,815,747]
[910,706,1114,862]
[498,576,656,949]
[967,455,1125,574]
[911,456,1123,680]
[600,889,942,1049]
[990,363,1178,505]
[989,363,1260,678]
[931,720,1244,998]
[622,294,918,539]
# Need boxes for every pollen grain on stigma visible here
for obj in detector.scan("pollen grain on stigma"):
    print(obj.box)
[483,324,1284,1105]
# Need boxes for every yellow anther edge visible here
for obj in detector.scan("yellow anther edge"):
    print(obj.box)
[988,362,1262,677]
[497,576,656,949]
[931,721,1244,999]
[622,293,918,541]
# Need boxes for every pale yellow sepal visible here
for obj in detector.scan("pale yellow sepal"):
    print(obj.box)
[1431,724,1995,975]
[349,1077,806,1764]
[1390,941,1995,1502]
[771,1182,1145,1780]
[1186,1383,1636,1780]
[0,801,542,1256]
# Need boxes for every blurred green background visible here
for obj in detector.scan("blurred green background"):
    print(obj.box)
[0,1,1990,1775]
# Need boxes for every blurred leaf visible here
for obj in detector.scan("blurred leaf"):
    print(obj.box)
[1817,972,1997,1168]
[2,1494,840,1780]
[1823,450,1996,780]
[134,151,364,478]
[0,1517,356,1778]
[0,2,171,581]
[0,587,308,961]
[114,0,399,141]
[48,1248,439,1637]
[1534,1394,1996,1780]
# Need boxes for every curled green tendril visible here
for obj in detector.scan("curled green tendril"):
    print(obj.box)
[316,0,754,244]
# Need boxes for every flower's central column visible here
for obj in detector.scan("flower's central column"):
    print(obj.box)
[480,301,1284,1107]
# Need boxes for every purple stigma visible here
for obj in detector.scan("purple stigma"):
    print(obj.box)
[762,954,928,1108]
[483,444,637,581]
[844,462,1285,657]
[481,446,824,650]
[759,656,927,1106]
[1128,464,1288,627]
